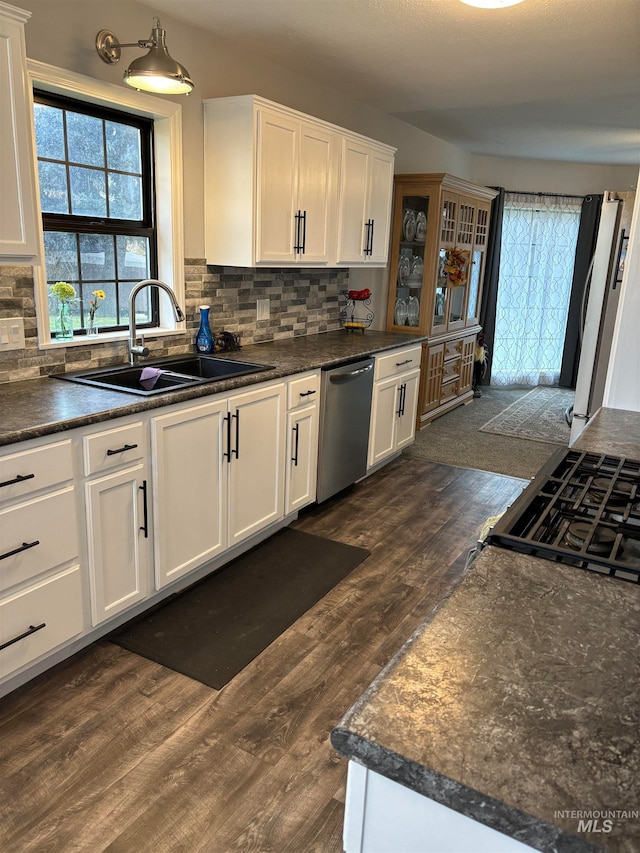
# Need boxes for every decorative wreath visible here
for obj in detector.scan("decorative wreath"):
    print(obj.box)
[443,248,470,287]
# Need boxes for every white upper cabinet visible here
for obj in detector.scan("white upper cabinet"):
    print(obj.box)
[0,3,40,264]
[336,138,395,266]
[203,95,395,268]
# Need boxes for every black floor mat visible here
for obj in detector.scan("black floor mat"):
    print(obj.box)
[110,528,369,689]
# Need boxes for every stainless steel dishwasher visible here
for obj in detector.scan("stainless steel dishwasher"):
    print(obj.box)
[316,357,374,503]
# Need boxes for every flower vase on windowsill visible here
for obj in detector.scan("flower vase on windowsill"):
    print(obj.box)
[86,289,106,337]
[50,281,77,341]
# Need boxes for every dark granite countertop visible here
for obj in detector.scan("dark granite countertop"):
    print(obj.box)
[0,331,425,447]
[573,408,640,460]
[332,546,640,853]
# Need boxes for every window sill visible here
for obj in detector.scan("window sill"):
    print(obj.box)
[39,326,186,350]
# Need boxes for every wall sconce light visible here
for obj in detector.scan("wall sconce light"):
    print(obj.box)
[95,18,194,95]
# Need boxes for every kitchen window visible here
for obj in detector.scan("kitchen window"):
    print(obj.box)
[34,91,158,338]
[27,59,185,347]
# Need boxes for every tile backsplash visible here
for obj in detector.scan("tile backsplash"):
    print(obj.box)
[0,260,349,384]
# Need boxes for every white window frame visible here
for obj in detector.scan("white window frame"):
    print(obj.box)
[26,59,185,349]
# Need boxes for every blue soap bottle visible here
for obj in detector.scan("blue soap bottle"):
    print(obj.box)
[196,305,214,353]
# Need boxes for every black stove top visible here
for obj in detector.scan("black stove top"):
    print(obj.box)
[486,447,640,583]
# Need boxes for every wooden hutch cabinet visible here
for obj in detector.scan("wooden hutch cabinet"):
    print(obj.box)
[385,174,497,427]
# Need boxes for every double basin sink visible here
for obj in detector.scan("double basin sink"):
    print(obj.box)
[54,355,275,396]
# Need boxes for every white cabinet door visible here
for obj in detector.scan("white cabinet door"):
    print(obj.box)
[84,463,151,625]
[151,399,227,589]
[285,403,318,513]
[366,148,395,264]
[256,108,298,264]
[337,139,395,266]
[368,369,420,468]
[395,371,420,451]
[336,138,370,264]
[227,383,285,548]
[0,5,39,262]
[368,375,399,469]
[297,121,336,264]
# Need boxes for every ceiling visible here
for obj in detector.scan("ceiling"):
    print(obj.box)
[141,0,640,166]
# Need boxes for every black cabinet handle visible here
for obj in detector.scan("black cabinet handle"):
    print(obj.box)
[0,622,46,652]
[292,423,300,466]
[139,480,149,538]
[395,359,413,367]
[232,410,240,459]
[294,210,302,253]
[299,389,317,397]
[106,443,138,456]
[300,210,307,254]
[397,383,406,418]
[0,540,40,561]
[223,413,231,462]
[369,219,375,255]
[363,220,371,255]
[0,473,35,488]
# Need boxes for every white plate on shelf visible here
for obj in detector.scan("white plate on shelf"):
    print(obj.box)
[397,255,410,286]
[415,211,427,242]
[402,209,417,241]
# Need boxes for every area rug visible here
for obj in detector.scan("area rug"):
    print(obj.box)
[110,528,369,689]
[478,386,574,446]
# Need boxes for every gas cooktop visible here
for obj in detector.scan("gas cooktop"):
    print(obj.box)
[486,447,640,584]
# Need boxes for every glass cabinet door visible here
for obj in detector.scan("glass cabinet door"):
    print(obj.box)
[389,192,429,330]
[466,202,490,326]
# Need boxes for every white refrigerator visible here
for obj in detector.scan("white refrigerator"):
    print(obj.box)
[569,192,633,444]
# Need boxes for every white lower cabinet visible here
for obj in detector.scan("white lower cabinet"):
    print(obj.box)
[0,436,83,684]
[285,370,320,513]
[344,762,535,853]
[151,398,228,588]
[81,420,151,626]
[368,346,421,469]
[151,381,286,588]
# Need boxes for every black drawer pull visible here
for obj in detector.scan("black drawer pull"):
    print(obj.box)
[0,622,46,652]
[300,389,317,397]
[139,480,149,539]
[292,423,300,466]
[0,540,40,561]
[395,359,413,367]
[106,443,138,456]
[0,473,35,488]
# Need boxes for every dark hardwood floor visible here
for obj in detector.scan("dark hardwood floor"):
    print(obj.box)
[0,456,525,853]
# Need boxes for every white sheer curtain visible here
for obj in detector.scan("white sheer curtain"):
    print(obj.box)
[491,192,582,387]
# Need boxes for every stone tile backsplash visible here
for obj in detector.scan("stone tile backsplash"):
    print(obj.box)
[0,260,348,384]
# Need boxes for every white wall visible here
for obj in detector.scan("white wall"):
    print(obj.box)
[471,155,638,196]
[604,171,640,411]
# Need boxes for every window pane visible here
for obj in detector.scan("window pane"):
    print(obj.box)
[79,233,115,281]
[43,231,78,281]
[38,161,69,214]
[117,235,150,279]
[81,282,117,329]
[108,173,142,220]
[120,280,152,325]
[69,166,106,217]
[67,111,104,167]
[34,104,65,160]
[106,121,141,174]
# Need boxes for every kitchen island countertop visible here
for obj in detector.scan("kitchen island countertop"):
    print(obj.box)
[331,545,640,853]
[572,407,640,459]
[0,330,425,447]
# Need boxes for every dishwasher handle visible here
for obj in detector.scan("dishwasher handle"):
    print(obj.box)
[328,363,373,383]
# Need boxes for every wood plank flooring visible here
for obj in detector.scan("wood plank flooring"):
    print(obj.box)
[0,457,526,853]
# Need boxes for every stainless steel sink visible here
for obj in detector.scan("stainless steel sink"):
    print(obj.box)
[52,355,274,396]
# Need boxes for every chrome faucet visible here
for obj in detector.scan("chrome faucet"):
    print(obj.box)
[128,278,185,365]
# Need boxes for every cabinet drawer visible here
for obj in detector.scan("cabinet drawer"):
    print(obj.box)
[440,380,459,403]
[374,345,422,381]
[442,359,461,381]
[0,565,84,680]
[83,422,145,476]
[0,487,78,593]
[287,372,320,409]
[445,339,463,359]
[0,440,73,504]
